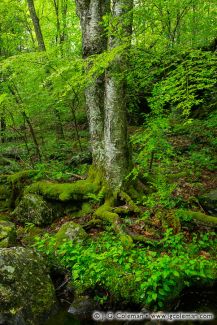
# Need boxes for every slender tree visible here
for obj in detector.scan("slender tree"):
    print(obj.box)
[0,113,6,144]
[27,0,46,51]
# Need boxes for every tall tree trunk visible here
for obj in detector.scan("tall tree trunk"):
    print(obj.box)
[76,0,133,190]
[104,0,133,188]
[75,0,109,167]
[27,0,46,51]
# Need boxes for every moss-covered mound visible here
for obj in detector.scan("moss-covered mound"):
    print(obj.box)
[0,219,16,248]
[55,221,87,245]
[11,193,54,226]
[0,247,56,325]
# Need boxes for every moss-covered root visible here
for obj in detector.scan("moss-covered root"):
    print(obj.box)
[95,199,133,247]
[119,191,142,214]
[183,210,217,228]
[126,232,161,247]
[25,179,100,201]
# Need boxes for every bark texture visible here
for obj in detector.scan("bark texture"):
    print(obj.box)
[104,0,133,188]
[27,0,46,51]
[75,0,109,166]
[76,0,133,190]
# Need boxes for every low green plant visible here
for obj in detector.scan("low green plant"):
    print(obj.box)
[34,230,217,309]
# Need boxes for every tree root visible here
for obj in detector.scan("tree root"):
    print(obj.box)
[126,230,161,247]
[83,218,105,230]
[94,198,133,247]
[25,180,100,201]
[119,191,142,214]
[181,210,217,228]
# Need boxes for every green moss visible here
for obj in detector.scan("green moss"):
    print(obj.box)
[11,193,54,226]
[17,226,45,246]
[156,209,181,233]
[26,180,99,201]
[6,170,38,209]
[0,220,16,248]
[0,200,10,212]
[72,202,93,218]
[55,221,87,245]
[0,247,56,323]
[95,199,133,247]
[164,210,181,233]
[119,191,141,214]
[0,213,9,221]
[178,210,217,227]
[167,171,189,182]
[7,170,36,184]
[87,165,104,185]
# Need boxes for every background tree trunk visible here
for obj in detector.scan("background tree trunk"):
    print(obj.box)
[27,0,46,51]
[0,113,6,144]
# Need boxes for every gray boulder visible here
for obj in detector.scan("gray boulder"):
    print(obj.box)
[0,247,56,325]
[55,221,87,245]
[68,296,96,319]
[11,194,54,226]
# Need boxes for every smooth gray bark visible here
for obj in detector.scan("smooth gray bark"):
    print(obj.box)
[104,0,133,188]
[76,0,133,189]
[75,0,109,166]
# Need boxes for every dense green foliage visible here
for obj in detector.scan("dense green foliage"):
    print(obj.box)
[0,0,217,315]
[34,230,217,309]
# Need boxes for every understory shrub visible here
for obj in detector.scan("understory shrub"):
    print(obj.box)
[34,230,217,309]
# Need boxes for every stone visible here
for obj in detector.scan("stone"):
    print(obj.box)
[55,221,87,245]
[0,220,16,248]
[11,194,54,226]
[0,247,56,325]
[199,189,217,216]
[68,296,96,319]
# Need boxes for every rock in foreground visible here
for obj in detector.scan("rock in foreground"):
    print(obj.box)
[0,247,56,325]
[11,194,54,226]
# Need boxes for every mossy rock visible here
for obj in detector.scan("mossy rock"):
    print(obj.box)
[0,220,16,248]
[17,226,45,246]
[199,189,217,216]
[11,194,54,226]
[68,295,96,319]
[0,247,56,325]
[55,221,87,245]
